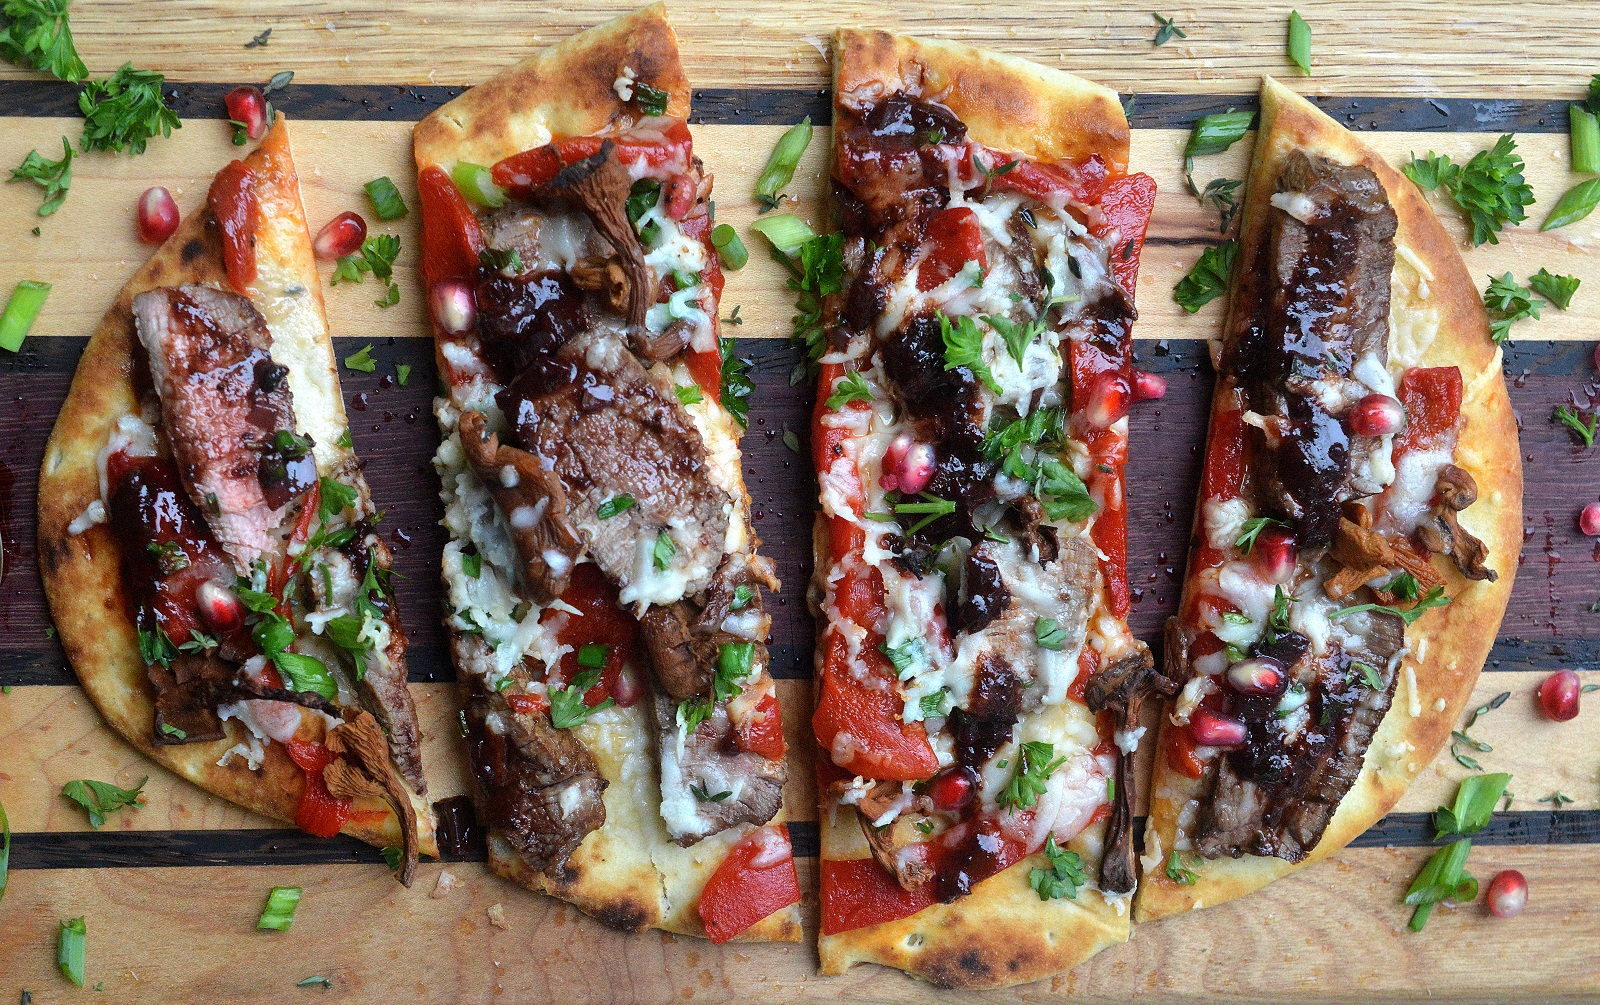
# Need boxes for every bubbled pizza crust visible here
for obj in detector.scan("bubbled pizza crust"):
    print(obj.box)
[36,118,436,857]
[815,28,1139,990]
[413,4,799,942]
[1134,77,1521,924]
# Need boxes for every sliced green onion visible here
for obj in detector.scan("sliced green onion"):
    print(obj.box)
[257,885,303,931]
[0,280,51,352]
[1287,11,1312,76]
[450,161,506,209]
[274,652,336,701]
[1541,177,1600,232]
[749,213,816,256]
[710,223,749,270]
[577,643,609,669]
[1184,112,1253,160]
[1571,105,1600,174]
[363,176,408,220]
[58,916,86,986]
[754,115,813,212]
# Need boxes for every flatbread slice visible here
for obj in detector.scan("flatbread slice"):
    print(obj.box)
[1136,77,1521,922]
[809,28,1159,988]
[38,117,436,879]
[412,3,801,942]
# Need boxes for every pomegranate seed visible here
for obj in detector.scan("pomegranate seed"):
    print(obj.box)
[1133,369,1167,401]
[1580,502,1600,537]
[1226,657,1288,697]
[881,433,936,495]
[1538,669,1582,722]
[1251,526,1298,583]
[1190,709,1248,747]
[610,666,642,708]
[1085,373,1131,428]
[313,211,367,260]
[1486,870,1527,918]
[430,279,477,335]
[663,174,697,220]
[925,766,977,812]
[195,579,245,635]
[224,85,269,142]
[135,186,180,244]
[1348,393,1406,437]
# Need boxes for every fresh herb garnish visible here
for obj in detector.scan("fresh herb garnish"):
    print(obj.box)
[61,777,146,828]
[245,27,272,49]
[297,976,333,989]
[1482,272,1540,343]
[1539,792,1574,807]
[1174,240,1238,313]
[9,136,73,215]
[1197,176,1243,233]
[577,643,609,670]
[460,549,482,579]
[1449,691,1510,771]
[918,689,949,719]
[983,407,1064,461]
[1332,584,1450,626]
[57,916,86,986]
[710,223,748,270]
[731,584,754,610]
[754,115,812,213]
[982,314,1045,368]
[343,344,377,373]
[937,311,1002,394]
[363,175,408,220]
[318,476,359,521]
[331,234,401,307]
[893,492,958,535]
[1286,10,1312,75]
[1555,405,1598,447]
[766,231,845,378]
[1388,571,1420,602]
[998,741,1067,810]
[1234,515,1285,553]
[678,696,714,735]
[478,246,522,275]
[1034,617,1069,651]
[674,383,704,407]
[1528,268,1581,310]
[782,427,800,454]
[652,530,676,571]
[719,336,753,429]
[880,638,922,676]
[258,886,302,931]
[550,667,613,729]
[970,149,1019,198]
[1152,12,1187,46]
[1165,851,1198,886]
[597,495,636,519]
[690,783,732,803]
[1028,835,1087,901]
[1352,661,1383,691]
[1401,136,1535,247]
[0,0,86,80]
[1183,111,1252,188]
[78,63,181,154]
[633,80,669,116]
[1541,176,1600,232]
[826,370,873,410]
[714,641,756,701]
[1405,838,1477,932]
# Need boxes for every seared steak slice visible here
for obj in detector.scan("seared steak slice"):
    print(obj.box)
[498,330,732,608]
[652,694,784,846]
[638,552,780,702]
[464,662,607,873]
[133,284,309,571]
[1194,609,1406,862]
[1221,151,1398,546]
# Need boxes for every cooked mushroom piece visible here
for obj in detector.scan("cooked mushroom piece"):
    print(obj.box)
[542,142,654,334]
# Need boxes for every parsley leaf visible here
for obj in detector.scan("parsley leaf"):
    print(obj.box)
[318,476,359,521]
[768,232,845,376]
[1028,835,1087,901]
[1174,240,1237,313]
[1165,851,1198,886]
[998,741,1066,810]
[550,667,613,729]
[0,0,86,81]
[982,314,1044,368]
[826,370,873,410]
[597,495,636,519]
[9,136,72,215]
[77,63,181,154]
[61,776,146,828]
[1528,268,1581,310]
[330,234,402,308]
[343,344,377,373]
[719,336,753,429]
[1388,571,1420,602]
[937,311,1002,394]
[1554,405,1598,447]
[1034,617,1069,651]
[1482,272,1540,343]
[1402,136,1535,247]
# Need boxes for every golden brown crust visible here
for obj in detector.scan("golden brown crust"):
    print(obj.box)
[817,28,1135,989]
[418,5,799,942]
[37,117,436,859]
[833,28,1129,171]
[1135,77,1521,923]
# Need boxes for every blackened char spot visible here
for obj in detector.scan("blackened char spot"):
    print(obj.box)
[474,271,589,383]
[181,239,204,264]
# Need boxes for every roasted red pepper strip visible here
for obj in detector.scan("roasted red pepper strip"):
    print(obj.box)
[698,824,802,943]
[735,691,787,761]
[490,120,694,199]
[207,159,259,295]
[285,739,353,838]
[1393,365,1463,456]
[543,563,639,707]
[820,855,937,936]
[416,165,484,289]
[916,206,987,291]
[1091,171,1158,303]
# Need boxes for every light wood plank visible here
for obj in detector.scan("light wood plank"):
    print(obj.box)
[0,1,1596,98]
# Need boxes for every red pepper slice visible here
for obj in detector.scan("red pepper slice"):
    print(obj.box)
[1068,646,1099,704]
[698,824,802,943]
[1164,721,1205,780]
[285,739,353,838]
[1393,366,1463,455]
[820,855,937,936]
[1089,171,1158,303]
[735,691,786,761]
[813,630,939,781]
[543,562,639,707]
[490,121,694,199]
[505,693,550,716]
[916,206,987,291]
[416,165,485,290]
[207,159,259,295]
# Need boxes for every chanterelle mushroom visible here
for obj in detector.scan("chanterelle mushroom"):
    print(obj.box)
[544,141,654,335]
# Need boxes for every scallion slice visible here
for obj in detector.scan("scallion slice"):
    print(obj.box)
[449,161,506,209]
[710,223,749,270]
[58,916,86,986]
[1541,177,1600,232]
[363,176,408,220]
[749,213,816,256]
[1571,105,1600,174]
[258,885,303,931]
[1287,11,1311,76]
[1184,112,1253,161]
[754,115,813,212]
[0,280,51,352]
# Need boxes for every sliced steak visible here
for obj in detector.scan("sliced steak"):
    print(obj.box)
[463,659,607,873]
[1194,609,1406,862]
[1221,151,1398,546]
[652,694,785,845]
[638,552,780,702]
[132,284,308,571]
[498,330,732,608]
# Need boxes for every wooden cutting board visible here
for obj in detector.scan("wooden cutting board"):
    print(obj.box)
[2,2,1599,1001]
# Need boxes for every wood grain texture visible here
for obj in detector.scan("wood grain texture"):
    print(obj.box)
[2,1,1599,998]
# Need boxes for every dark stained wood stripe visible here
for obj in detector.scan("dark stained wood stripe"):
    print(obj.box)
[0,80,1576,132]
[11,810,1599,872]
[4,338,1597,688]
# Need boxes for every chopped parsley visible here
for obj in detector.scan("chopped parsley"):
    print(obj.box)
[983,406,1064,461]
[0,0,87,80]
[1034,617,1069,651]
[78,63,181,154]
[597,495,636,519]
[394,363,411,386]
[318,475,359,520]
[550,667,613,729]
[825,370,873,410]
[1174,240,1238,313]
[342,344,377,373]
[1331,584,1450,626]
[982,314,1044,368]
[478,246,521,274]
[60,776,146,828]
[997,741,1067,811]
[330,234,402,307]
[1352,661,1383,691]
[1482,272,1540,343]
[145,539,189,574]
[768,231,845,377]
[719,336,753,429]
[937,311,1002,394]
[1028,835,1087,901]
[1388,571,1420,602]
[9,137,73,215]
[1234,515,1285,553]
[1401,136,1535,247]
[1529,268,1581,310]
[1165,851,1198,886]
